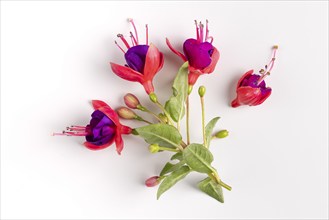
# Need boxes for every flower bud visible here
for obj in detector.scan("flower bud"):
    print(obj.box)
[148,144,160,153]
[145,176,161,187]
[158,113,168,123]
[149,92,158,103]
[198,86,206,97]
[116,107,137,119]
[215,130,229,139]
[124,93,140,109]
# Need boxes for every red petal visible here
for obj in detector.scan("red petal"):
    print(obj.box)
[114,133,124,155]
[143,44,162,81]
[110,62,143,83]
[236,70,254,89]
[254,88,272,105]
[236,87,261,106]
[97,106,120,126]
[83,140,113,150]
[166,38,187,62]
[202,47,220,74]
[92,100,109,110]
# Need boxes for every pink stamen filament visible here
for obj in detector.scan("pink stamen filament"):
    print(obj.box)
[117,34,130,49]
[205,19,209,41]
[130,35,135,46]
[67,127,86,131]
[257,46,278,85]
[195,20,200,42]
[52,131,88,136]
[115,41,126,53]
[70,125,86,128]
[128,18,139,44]
[130,31,138,45]
[145,24,148,45]
[64,131,88,136]
[199,22,204,43]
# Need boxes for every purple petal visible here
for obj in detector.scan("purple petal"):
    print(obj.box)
[240,74,271,95]
[183,38,213,69]
[86,110,116,146]
[124,45,149,73]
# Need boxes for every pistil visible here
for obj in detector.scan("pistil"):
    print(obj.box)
[128,18,139,44]
[257,45,278,85]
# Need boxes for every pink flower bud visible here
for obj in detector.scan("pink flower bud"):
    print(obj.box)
[145,176,161,187]
[124,93,140,109]
[116,107,137,119]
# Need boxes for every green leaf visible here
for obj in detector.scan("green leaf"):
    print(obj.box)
[183,143,214,173]
[135,124,182,149]
[157,166,191,199]
[165,62,188,122]
[198,177,224,203]
[171,152,183,161]
[160,160,185,176]
[205,117,220,148]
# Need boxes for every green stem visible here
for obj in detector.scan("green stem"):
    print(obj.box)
[177,121,180,132]
[155,101,174,126]
[212,172,232,191]
[136,116,152,124]
[186,95,190,145]
[158,146,179,152]
[140,107,163,123]
[200,96,206,147]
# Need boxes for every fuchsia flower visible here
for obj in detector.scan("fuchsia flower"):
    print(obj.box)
[53,100,132,154]
[166,20,220,85]
[110,19,164,94]
[231,46,278,107]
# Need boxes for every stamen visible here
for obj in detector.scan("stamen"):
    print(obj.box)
[128,18,139,44]
[205,19,209,41]
[63,131,88,136]
[114,41,126,53]
[130,31,138,45]
[52,131,66,136]
[195,20,200,42]
[257,45,278,85]
[145,24,148,45]
[117,34,130,49]
[67,126,86,131]
[70,125,85,128]
[208,36,214,44]
[129,35,135,46]
[199,22,204,42]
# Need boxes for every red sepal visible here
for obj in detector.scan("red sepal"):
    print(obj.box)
[166,38,187,62]
[143,44,163,81]
[92,100,109,110]
[110,62,143,83]
[114,134,124,155]
[83,140,114,151]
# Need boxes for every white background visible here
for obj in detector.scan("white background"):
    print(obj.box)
[1,1,328,219]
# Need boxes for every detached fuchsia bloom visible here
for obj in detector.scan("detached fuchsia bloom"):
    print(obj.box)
[53,100,132,154]
[231,46,278,107]
[166,20,220,85]
[110,19,164,94]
